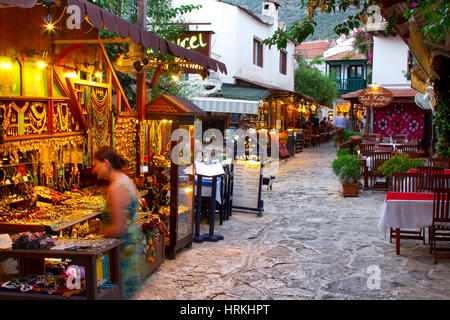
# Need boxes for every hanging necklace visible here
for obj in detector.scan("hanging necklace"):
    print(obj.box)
[57,103,69,132]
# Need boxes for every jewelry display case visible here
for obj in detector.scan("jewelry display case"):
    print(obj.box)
[143,95,205,259]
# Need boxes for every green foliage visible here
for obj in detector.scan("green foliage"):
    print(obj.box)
[332,154,361,184]
[332,129,362,144]
[294,60,337,106]
[377,154,426,179]
[432,63,450,158]
[336,147,351,157]
[404,0,450,44]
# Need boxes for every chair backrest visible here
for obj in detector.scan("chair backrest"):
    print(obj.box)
[393,134,408,143]
[377,144,393,152]
[433,188,450,224]
[391,172,423,192]
[398,145,419,158]
[421,174,450,193]
[370,151,392,170]
[417,166,444,175]
[428,158,450,169]
[404,139,419,147]
[381,137,390,143]
[359,143,376,157]
[303,129,312,138]
[364,134,379,142]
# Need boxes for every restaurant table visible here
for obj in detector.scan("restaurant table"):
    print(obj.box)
[378,192,449,255]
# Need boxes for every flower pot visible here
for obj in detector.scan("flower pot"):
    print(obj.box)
[342,183,359,197]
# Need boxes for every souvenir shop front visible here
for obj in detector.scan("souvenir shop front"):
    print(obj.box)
[0,0,226,299]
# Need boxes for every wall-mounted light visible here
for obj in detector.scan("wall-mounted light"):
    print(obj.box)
[93,61,102,80]
[83,61,102,81]
[42,6,55,34]
[0,57,13,70]
[133,58,149,72]
[36,50,48,68]
[171,70,182,82]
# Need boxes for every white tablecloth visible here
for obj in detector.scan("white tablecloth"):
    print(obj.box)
[377,199,433,234]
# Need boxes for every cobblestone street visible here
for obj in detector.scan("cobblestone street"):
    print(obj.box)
[135,142,450,300]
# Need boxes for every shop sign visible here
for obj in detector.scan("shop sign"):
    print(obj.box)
[358,87,393,108]
[409,20,432,79]
[174,31,213,57]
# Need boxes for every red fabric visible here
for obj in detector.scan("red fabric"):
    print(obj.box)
[408,169,450,174]
[385,192,435,203]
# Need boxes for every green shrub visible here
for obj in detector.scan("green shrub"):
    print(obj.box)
[336,148,351,157]
[377,154,426,179]
[332,154,361,184]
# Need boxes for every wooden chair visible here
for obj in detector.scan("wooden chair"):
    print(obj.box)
[389,172,426,245]
[364,134,381,143]
[303,129,312,148]
[428,158,450,169]
[397,145,420,158]
[369,151,393,190]
[393,134,408,143]
[429,188,450,263]
[359,143,376,157]
[377,144,394,153]
[381,137,391,143]
[311,129,321,147]
[390,172,423,193]
[404,139,419,147]
[420,173,450,193]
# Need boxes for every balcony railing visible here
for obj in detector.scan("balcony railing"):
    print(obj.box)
[335,78,367,94]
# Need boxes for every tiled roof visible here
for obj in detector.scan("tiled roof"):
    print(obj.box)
[342,88,434,99]
[323,50,366,61]
[295,40,331,59]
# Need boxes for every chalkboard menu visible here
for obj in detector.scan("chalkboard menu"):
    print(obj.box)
[232,160,263,214]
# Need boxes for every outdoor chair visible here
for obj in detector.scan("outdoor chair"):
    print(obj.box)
[420,173,450,193]
[303,129,312,148]
[429,188,450,263]
[369,151,393,190]
[389,172,426,244]
[393,134,408,143]
[363,134,381,143]
[359,143,376,157]
[311,129,321,147]
[397,145,420,158]
[377,144,394,153]
[428,158,450,169]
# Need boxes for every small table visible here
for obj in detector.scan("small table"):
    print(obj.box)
[0,239,125,300]
[378,192,438,255]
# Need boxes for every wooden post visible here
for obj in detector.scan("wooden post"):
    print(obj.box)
[136,0,147,176]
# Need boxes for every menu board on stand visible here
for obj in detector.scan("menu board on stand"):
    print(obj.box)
[232,160,263,217]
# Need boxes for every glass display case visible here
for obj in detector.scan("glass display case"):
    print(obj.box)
[143,95,205,259]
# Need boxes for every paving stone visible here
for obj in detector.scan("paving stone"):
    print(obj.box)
[134,143,450,300]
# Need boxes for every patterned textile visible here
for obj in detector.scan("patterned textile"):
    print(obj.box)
[373,103,424,141]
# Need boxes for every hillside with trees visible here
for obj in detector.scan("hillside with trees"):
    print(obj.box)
[222,0,356,40]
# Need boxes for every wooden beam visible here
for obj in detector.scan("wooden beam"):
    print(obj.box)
[53,38,132,45]
[98,42,132,112]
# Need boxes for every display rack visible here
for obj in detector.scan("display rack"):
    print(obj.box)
[0,239,124,300]
[144,95,206,259]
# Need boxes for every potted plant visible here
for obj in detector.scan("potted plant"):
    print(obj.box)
[332,154,361,197]
[378,153,426,179]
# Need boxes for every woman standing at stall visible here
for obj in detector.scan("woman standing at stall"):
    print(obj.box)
[92,147,144,299]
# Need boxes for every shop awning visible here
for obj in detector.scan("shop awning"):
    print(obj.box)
[192,97,260,115]
[233,76,316,103]
[209,83,269,101]
[0,0,38,7]
[2,0,227,74]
